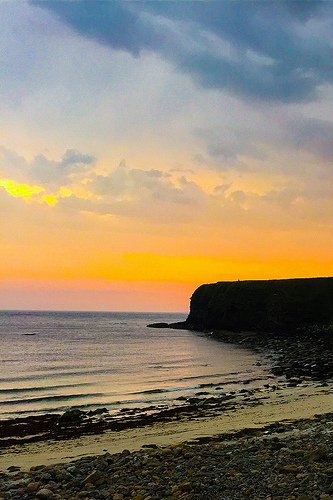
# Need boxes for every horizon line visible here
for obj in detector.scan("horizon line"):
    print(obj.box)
[0,309,188,314]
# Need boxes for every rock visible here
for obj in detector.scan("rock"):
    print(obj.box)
[40,473,52,482]
[1,412,333,500]
[168,322,188,329]
[146,322,169,328]
[7,466,21,472]
[82,470,103,485]
[30,465,46,472]
[59,409,85,422]
[27,482,41,492]
[5,478,30,490]
[305,446,328,462]
[160,447,172,456]
[45,481,57,491]
[36,488,54,499]
[272,366,284,375]
[88,408,109,415]
[279,464,300,473]
[179,481,192,491]
[173,447,183,457]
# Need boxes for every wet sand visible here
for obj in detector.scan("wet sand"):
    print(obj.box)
[1,381,332,471]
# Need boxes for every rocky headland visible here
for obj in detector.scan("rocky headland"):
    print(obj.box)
[148,277,333,381]
[149,277,333,333]
[185,277,333,332]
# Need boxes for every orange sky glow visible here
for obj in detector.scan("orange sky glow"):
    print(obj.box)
[1,1,333,311]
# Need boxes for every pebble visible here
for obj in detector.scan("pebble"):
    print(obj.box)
[35,488,54,499]
[0,414,333,499]
[27,481,40,492]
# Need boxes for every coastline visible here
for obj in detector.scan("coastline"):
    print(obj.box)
[1,379,332,471]
[1,325,332,498]
[0,386,332,499]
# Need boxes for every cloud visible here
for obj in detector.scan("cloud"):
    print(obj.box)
[54,158,332,231]
[169,168,194,175]
[2,146,332,231]
[89,161,172,196]
[284,117,333,162]
[61,149,95,167]
[4,1,333,180]
[192,111,333,170]
[193,127,266,166]
[1,150,208,219]
[30,149,95,186]
[0,147,95,187]
[34,0,333,103]
[83,161,206,221]
[0,178,56,206]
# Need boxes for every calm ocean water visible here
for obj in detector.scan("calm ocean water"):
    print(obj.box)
[0,311,270,419]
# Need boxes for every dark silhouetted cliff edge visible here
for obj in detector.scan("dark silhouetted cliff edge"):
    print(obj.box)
[183,277,333,333]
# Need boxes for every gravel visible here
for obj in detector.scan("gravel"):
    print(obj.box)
[1,413,333,500]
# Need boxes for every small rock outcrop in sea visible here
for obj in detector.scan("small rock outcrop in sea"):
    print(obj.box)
[146,322,169,328]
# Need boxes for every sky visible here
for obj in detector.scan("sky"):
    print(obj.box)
[1,0,333,312]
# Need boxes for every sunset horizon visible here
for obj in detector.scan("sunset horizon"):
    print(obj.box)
[1,2,333,494]
[2,1,333,311]
[1,274,333,313]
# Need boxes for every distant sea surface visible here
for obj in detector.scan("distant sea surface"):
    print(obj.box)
[0,311,270,419]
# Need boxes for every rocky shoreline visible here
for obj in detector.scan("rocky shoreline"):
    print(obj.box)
[148,323,333,382]
[1,412,333,499]
[1,326,332,449]
[1,307,332,498]
[147,277,333,382]
[0,374,275,448]
[210,327,333,381]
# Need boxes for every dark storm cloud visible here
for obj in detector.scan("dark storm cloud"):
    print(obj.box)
[32,1,158,56]
[33,0,333,103]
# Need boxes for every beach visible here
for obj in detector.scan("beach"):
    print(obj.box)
[1,380,333,471]
[1,312,333,498]
[1,368,333,499]
[0,393,333,499]
[3,0,333,496]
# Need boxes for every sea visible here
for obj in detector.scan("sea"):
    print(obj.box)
[0,311,271,420]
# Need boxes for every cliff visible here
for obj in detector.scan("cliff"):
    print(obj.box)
[184,277,333,333]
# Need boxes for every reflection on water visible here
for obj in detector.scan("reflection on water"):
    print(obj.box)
[0,311,269,418]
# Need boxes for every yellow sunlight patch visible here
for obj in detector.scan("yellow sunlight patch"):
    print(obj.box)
[41,194,58,206]
[0,179,43,199]
[0,179,58,206]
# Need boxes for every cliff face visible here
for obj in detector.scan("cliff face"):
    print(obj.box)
[185,277,333,333]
